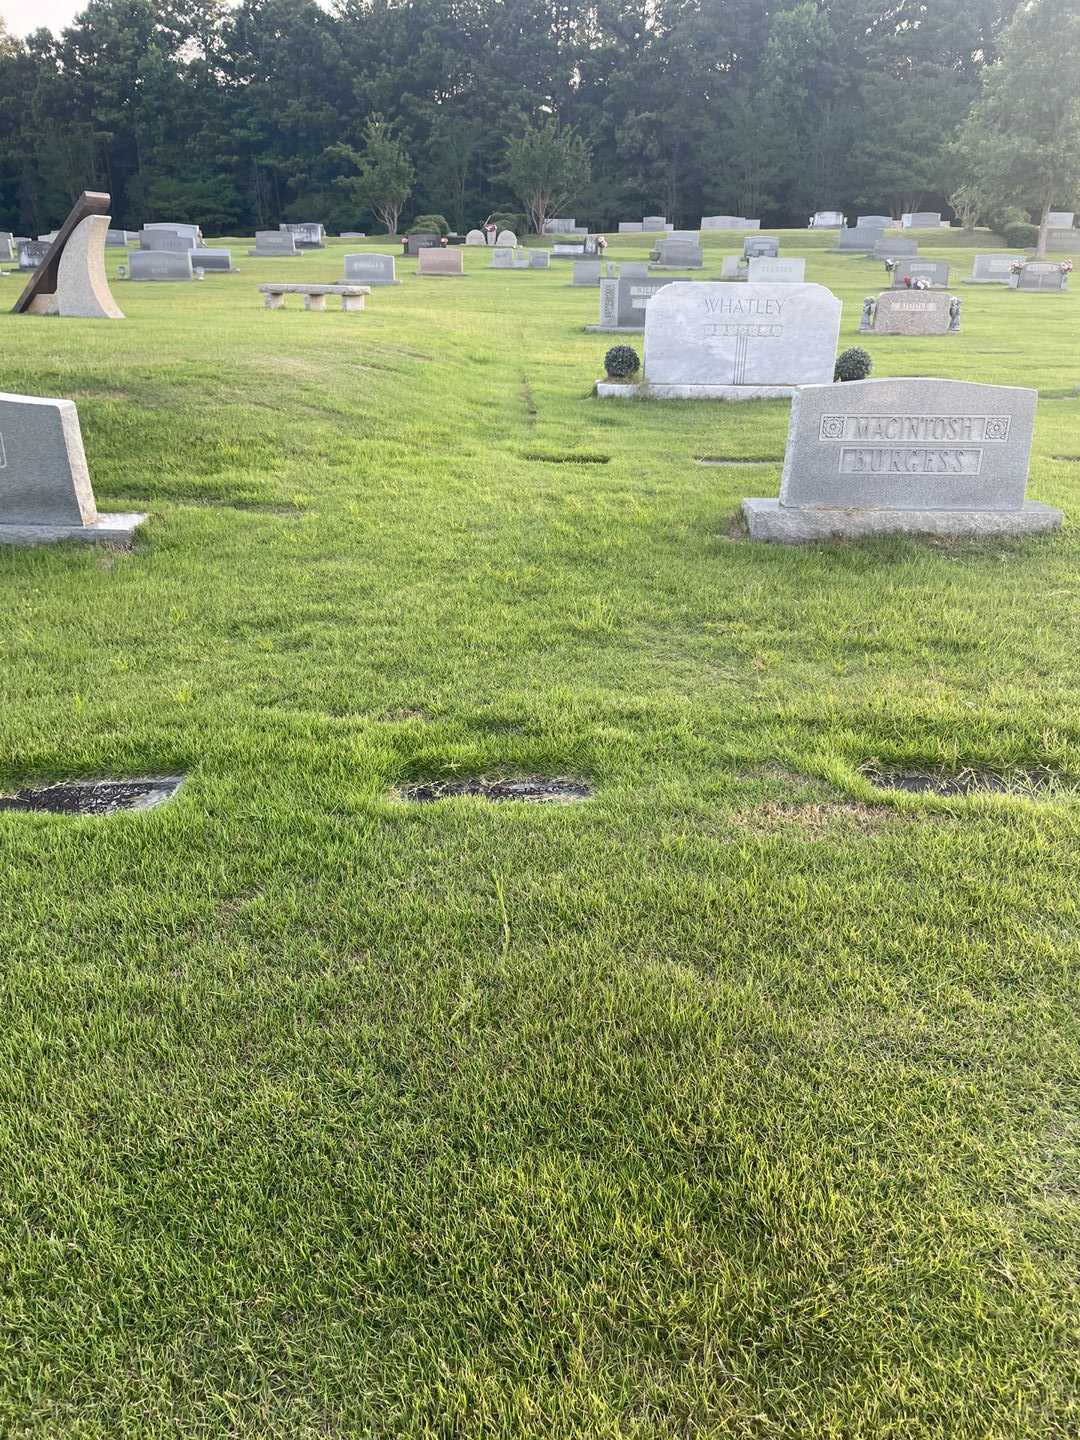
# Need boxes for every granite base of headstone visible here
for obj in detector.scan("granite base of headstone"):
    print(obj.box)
[742,378,1060,542]
[0,392,146,545]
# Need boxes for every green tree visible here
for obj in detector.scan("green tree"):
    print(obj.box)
[953,0,1080,254]
[327,116,414,234]
[504,116,591,235]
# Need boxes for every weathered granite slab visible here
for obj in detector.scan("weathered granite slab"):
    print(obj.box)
[344,253,399,284]
[873,236,918,259]
[1014,262,1068,291]
[618,222,644,233]
[417,246,464,275]
[747,257,805,283]
[862,290,958,335]
[812,211,845,227]
[615,281,841,399]
[890,260,950,287]
[129,250,194,281]
[191,248,233,272]
[833,225,886,252]
[281,222,326,248]
[741,377,1060,542]
[744,236,779,258]
[0,391,146,543]
[249,231,299,257]
[1047,211,1075,228]
[465,230,485,245]
[586,276,674,331]
[572,260,602,285]
[905,212,941,228]
[966,254,1015,284]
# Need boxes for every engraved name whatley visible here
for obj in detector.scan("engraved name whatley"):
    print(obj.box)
[818,413,1011,477]
[702,296,786,340]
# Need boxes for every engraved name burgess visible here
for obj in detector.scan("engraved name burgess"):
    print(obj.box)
[839,447,983,475]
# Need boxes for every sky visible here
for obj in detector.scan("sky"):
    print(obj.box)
[2,1,83,35]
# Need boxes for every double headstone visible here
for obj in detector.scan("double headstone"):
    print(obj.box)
[404,232,438,256]
[249,231,299,257]
[344,253,400,285]
[0,392,146,544]
[857,215,892,228]
[19,241,50,271]
[860,291,959,335]
[529,250,550,269]
[742,378,1060,542]
[601,281,841,400]
[281,222,326,248]
[903,212,942,229]
[588,275,674,331]
[811,211,845,228]
[1047,211,1075,228]
[701,216,760,231]
[833,224,886,253]
[651,237,703,269]
[1013,262,1068,292]
[191,248,233,272]
[572,259,602,285]
[967,254,1015,285]
[129,250,195,281]
[873,235,918,260]
[144,221,202,245]
[618,222,644,233]
[417,246,464,276]
[642,216,667,232]
[744,236,779,259]
[1047,228,1080,253]
[890,260,950,288]
[490,246,528,269]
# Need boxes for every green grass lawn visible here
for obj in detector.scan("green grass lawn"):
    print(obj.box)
[0,228,1078,1438]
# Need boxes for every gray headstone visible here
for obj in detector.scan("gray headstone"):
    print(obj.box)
[968,254,1015,284]
[465,230,485,245]
[618,222,644,233]
[905,212,941,228]
[639,281,841,396]
[747,257,806,283]
[128,250,195,281]
[833,225,886,252]
[642,216,667,232]
[144,222,202,244]
[495,229,517,247]
[873,236,919,259]
[1046,228,1080,253]
[1047,211,1075,228]
[701,216,753,230]
[651,238,703,269]
[590,275,675,330]
[490,246,527,269]
[18,241,51,271]
[720,256,745,280]
[1014,261,1068,291]
[0,232,14,263]
[250,231,298,256]
[857,216,892,228]
[619,262,649,279]
[743,378,1059,541]
[344,253,399,284]
[140,230,195,252]
[281,222,325,248]
[191,248,232,271]
[812,211,845,227]
[529,250,550,269]
[743,236,780,258]
[404,233,438,256]
[572,260,602,285]
[864,290,958,335]
[890,260,950,287]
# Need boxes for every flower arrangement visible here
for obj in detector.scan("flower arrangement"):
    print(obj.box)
[1061,259,1074,275]
[1010,258,1026,275]
[903,275,930,290]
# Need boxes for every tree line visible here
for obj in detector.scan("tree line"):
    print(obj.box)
[0,0,1075,240]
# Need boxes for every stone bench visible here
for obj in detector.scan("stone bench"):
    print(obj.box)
[257,283,371,312]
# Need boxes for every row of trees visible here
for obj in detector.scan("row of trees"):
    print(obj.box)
[0,0,1077,244]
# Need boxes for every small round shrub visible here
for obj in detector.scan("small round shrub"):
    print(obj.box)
[408,213,449,236]
[834,347,873,383]
[604,345,640,380]
[1002,221,1038,249]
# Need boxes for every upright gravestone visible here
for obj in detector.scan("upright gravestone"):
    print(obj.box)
[619,262,649,279]
[834,224,886,253]
[857,216,892,228]
[572,259,602,286]
[860,291,959,336]
[191,248,233,272]
[144,222,202,245]
[249,231,299,257]
[12,192,124,320]
[495,229,517,247]
[720,256,745,280]
[1047,211,1075,228]
[404,232,439,256]
[811,211,845,228]
[417,246,464,276]
[465,230,486,245]
[618,222,644,233]
[598,281,841,400]
[128,250,195,282]
[742,378,1060,542]
[651,237,704,269]
[139,230,195,252]
[966,254,1015,285]
[905,213,942,229]
[587,275,673,332]
[0,392,146,544]
[890,260,950,288]
[18,242,50,271]
[747,257,806,283]
[281,222,326,248]
[1047,228,1080,253]
[873,235,918,260]
[702,216,759,231]
[344,254,400,285]
[642,216,667,232]
[1013,262,1069,292]
[529,250,550,269]
[105,230,138,248]
[0,233,13,263]
[490,246,527,270]
[744,236,780,259]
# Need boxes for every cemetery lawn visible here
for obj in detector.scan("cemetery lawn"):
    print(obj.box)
[2,231,1080,1440]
